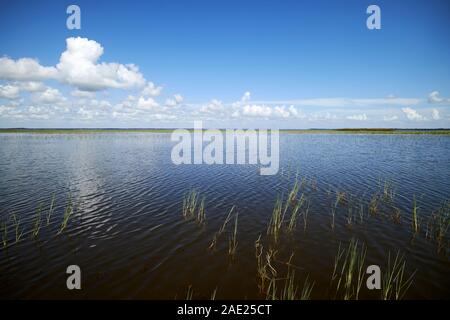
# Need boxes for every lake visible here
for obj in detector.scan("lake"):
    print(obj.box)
[0,133,449,299]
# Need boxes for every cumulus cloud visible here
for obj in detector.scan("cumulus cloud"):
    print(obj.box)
[241,91,251,102]
[0,37,147,92]
[56,37,146,91]
[431,108,440,120]
[402,107,426,121]
[383,115,398,121]
[0,84,20,99]
[0,57,58,81]
[32,88,66,104]
[142,82,163,97]
[346,114,368,121]
[17,81,46,92]
[200,99,223,114]
[165,94,183,107]
[428,91,450,104]
[137,96,159,109]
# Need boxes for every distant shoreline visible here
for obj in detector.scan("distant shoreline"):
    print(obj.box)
[0,128,450,135]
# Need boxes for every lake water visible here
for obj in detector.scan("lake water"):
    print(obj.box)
[0,133,449,299]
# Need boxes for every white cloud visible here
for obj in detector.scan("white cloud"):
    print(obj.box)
[137,96,159,109]
[402,107,426,121]
[428,91,450,104]
[431,108,440,120]
[56,37,146,91]
[32,88,66,104]
[200,99,223,113]
[0,84,20,99]
[17,81,46,92]
[71,89,95,98]
[383,115,398,121]
[241,91,251,102]
[165,94,183,107]
[346,114,368,121]
[0,37,147,92]
[142,82,163,97]
[0,57,58,81]
[242,104,272,118]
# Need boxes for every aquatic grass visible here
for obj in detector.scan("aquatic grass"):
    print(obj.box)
[382,180,395,203]
[336,191,347,206]
[331,239,367,300]
[255,236,277,293]
[31,204,43,239]
[228,212,238,257]
[46,194,55,226]
[426,201,449,251]
[58,197,73,234]
[186,285,194,300]
[287,180,300,205]
[1,220,7,248]
[182,189,206,224]
[300,275,315,300]
[346,205,353,228]
[301,200,310,232]
[267,198,284,241]
[210,287,218,300]
[369,194,380,215]
[411,196,420,234]
[197,199,206,225]
[381,251,415,300]
[208,205,235,250]
[391,207,402,224]
[330,199,338,230]
[287,195,304,233]
[11,213,24,243]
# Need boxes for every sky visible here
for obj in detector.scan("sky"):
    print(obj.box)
[0,0,449,128]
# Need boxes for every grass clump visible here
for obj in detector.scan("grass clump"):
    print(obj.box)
[381,251,415,300]
[58,197,73,234]
[182,189,206,225]
[331,239,367,300]
[31,204,43,239]
[208,206,235,250]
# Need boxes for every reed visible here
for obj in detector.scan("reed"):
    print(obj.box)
[331,239,367,300]
[330,199,338,230]
[382,180,395,203]
[346,205,353,228]
[287,180,300,205]
[426,201,449,251]
[11,213,23,243]
[182,189,206,224]
[287,195,304,233]
[255,236,277,293]
[411,196,420,234]
[1,220,7,247]
[31,204,42,239]
[267,198,284,241]
[228,212,238,257]
[46,194,55,226]
[300,275,315,300]
[336,191,347,206]
[391,207,401,224]
[381,251,415,300]
[210,287,218,300]
[58,197,73,234]
[208,206,235,250]
[369,194,379,215]
[186,285,194,300]
[302,200,310,232]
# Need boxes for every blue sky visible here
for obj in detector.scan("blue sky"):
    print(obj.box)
[0,0,449,128]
